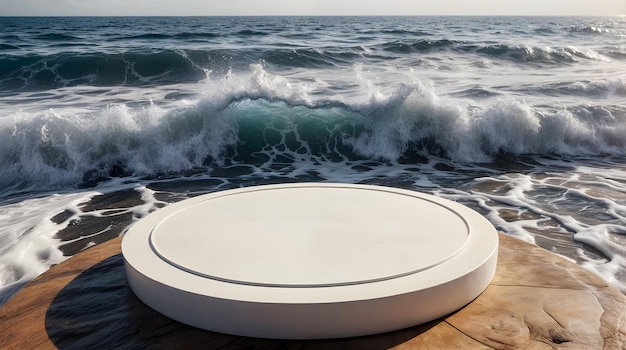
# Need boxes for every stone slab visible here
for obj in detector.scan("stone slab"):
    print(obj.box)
[0,234,624,349]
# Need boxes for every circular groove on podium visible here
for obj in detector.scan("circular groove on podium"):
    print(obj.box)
[122,183,498,339]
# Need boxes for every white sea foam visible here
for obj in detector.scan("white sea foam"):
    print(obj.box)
[0,182,167,304]
[450,160,626,292]
[0,191,97,304]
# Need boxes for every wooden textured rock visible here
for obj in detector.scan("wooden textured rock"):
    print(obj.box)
[0,234,624,349]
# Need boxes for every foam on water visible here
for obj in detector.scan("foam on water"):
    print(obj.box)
[0,183,165,304]
[0,191,96,304]
[451,159,626,291]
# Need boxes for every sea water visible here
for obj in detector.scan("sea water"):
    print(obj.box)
[1,16,625,304]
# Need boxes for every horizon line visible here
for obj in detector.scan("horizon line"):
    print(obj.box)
[0,14,623,17]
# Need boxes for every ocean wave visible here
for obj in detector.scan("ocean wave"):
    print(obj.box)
[490,44,612,64]
[34,33,82,41]
[119,33,172,40]
[0,50,210,91]
[262,47,365,68]
[517,78,626,98]
[377,29,430,36]
[174,32,219,40]
[379,39,459,54]
[602,46,626,60]
[234,29,270,36]
[106,32,220,42]
[533,27,557,35]
[378,39,612,64]
[1,65,625,192]
[0,47,372,91]
[0,44,19,51]
[568,25,611,35]
[0,35,21,41]
[0,39,618,92]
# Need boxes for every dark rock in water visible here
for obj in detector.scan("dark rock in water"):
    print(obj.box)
[81,189,145,212]
[55,213,133,256]
[51,189,146,255]
[50,209,76,225]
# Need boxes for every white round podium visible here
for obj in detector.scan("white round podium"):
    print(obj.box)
[122,183,498,339]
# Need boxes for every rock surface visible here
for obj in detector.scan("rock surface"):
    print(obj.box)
[0,234,624,349]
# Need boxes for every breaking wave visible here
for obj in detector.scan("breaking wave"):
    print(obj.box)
[1,65,625,192]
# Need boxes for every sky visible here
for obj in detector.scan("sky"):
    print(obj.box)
[0,0,624,16]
